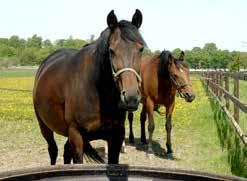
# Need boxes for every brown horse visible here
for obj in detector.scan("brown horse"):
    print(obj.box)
[33,9,146,164]
[128,50,195,156]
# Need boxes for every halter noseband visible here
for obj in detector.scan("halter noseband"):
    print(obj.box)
[112,67,142,83]
[169,74,191,98]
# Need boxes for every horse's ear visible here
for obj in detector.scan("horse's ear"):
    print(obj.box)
[132,9,142,29]
[107,10,118,31]
[178,51,185,61]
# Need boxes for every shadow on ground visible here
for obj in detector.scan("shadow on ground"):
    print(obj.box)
[124,137,178,160]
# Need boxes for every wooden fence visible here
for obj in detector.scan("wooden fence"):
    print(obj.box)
[194,70,247,146]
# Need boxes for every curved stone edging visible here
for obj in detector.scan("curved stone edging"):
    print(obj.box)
[0,164,246,181]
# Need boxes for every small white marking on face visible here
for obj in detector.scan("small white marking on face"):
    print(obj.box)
[179,68,184,73]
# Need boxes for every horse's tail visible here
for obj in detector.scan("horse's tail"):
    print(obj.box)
[84,142,105,164]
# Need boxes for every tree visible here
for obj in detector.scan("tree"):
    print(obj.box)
[143,48,154,56]
[42,39,53,49]
[203,43,217,53]
[240,52,247,69]
[27,34,42,49]
[19,48,38,65]
[228,51,241,71]
[172,48,182,58]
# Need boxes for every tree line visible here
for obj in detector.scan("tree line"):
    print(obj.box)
[0,34,87,67]
[0,34,246,71]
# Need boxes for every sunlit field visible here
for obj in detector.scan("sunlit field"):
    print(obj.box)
[0,69,246,177]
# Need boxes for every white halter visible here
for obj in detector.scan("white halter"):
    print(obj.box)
[112,67,142,83]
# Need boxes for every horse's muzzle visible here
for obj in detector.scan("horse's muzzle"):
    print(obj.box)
[185,93,195,102]
[120,89,141,111]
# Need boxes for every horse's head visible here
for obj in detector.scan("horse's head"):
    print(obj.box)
[160,51,195,102]
[106,10,146,111]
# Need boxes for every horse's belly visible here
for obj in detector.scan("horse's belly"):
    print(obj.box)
[36,99,68,137]
[43,117,68,137]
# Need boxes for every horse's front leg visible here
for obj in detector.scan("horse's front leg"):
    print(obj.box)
[166,102,175,156]
[140,105,147,144]
[146,98,155,154]
[128,111,135,143]
[107,125,125,164]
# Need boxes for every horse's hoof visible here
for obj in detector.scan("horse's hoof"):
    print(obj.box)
[166,152,174,160]
[147,147,154,154]
[146,151,153,159]
[141,139,147,144]
[129,138,135,144]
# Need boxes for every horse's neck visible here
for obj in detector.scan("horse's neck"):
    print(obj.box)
[93,51,120,112]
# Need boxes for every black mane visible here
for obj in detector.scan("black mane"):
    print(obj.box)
[158,50,188,79]
[158,50,170,79]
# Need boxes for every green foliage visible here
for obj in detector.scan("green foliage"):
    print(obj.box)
[26,34,42,49]
[228,59,241,72]
[209,98,247,177]
[240,52,247,68]
[0,34,89,67]
[143,48,154,56]
[175,43,242,69]
[55,37,87,49]
[0,34,246,69]
[172,48,182,58]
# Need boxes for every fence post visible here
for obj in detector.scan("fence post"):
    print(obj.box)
[224,73,230,110]
[219,71,223,99]
[214,71,217,96]
[233,73,239,121]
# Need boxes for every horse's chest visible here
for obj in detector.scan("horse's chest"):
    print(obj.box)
[87,119,124,140]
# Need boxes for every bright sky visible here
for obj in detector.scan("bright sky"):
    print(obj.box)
[1,0,247,51]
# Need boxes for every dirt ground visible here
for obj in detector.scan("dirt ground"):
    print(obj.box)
[0,120,231,176]
[0,137,199,172]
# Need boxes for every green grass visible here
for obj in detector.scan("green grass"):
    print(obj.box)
[0,69,36,77]
[0,69,246,178]
[201,80,247,177]
[227,78,247,134]
[123,79,232,175]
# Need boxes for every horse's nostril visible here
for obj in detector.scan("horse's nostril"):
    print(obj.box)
[185,93,190,97]
[121,90,126,96]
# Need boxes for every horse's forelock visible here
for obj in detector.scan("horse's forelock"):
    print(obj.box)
[118,20,146,46]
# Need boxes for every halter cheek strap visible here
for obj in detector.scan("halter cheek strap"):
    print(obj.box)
[112,67,142,83]
[169,74,191,98]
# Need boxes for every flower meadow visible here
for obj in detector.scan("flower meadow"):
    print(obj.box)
[0,73,241,176]
[0,77,35,121]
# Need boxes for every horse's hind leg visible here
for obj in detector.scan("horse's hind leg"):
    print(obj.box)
[63,139,73,164]
[128,111,135,143]
[146,98,155,154]
[38,120,58,165]
[68,125,84,163]
[140,105,147,144]
[166,103,175,155]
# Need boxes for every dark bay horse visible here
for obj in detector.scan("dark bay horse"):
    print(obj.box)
[33,9,146,164]
[128,50,195,156]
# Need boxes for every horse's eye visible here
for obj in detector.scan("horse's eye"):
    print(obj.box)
[109,49,115,57]
[139,47,144,53]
